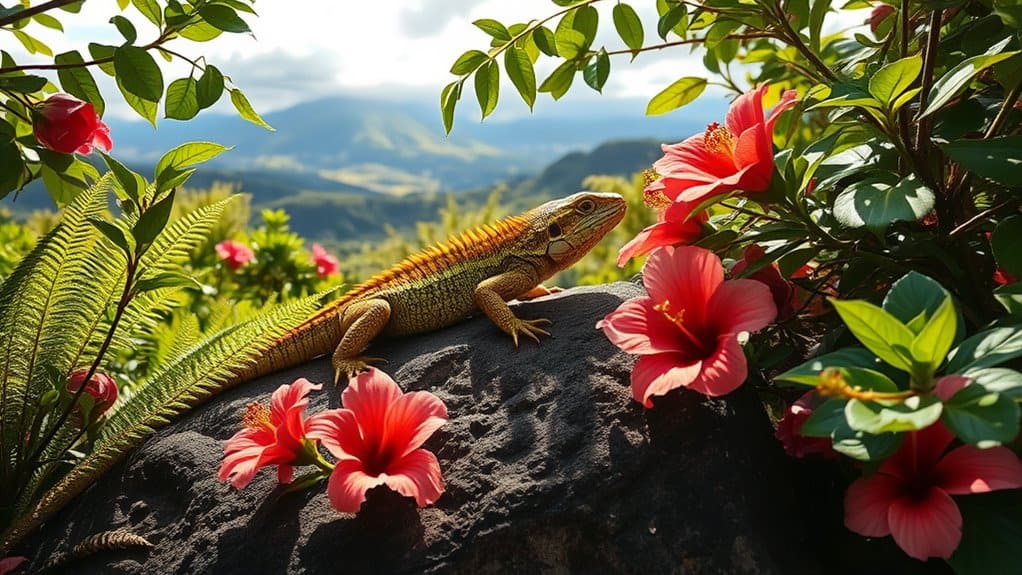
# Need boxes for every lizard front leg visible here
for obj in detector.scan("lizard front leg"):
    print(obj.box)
[332,298,391,384]
[474,270,551,348]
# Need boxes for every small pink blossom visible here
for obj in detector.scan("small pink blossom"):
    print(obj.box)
[215,240,254,271]
[32,93,112,155]
[0,556,26,575]
[597,246,777,406]
[219,378,323,489]
[775,390,836,459]
[307,368,447,513]
[311,243,339,278]
[868,5,895,33]
[67,369,118,415]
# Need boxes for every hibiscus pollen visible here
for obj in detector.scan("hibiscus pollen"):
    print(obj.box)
[643,186,671,211]
[654,300,705,352]
[242,402,272,431]
[703,122,735,156]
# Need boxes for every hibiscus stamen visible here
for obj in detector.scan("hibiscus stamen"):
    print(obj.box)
[816,368,916,401]
[643,187,671,211]
[654,300,706,351]
[242,402,272,431]
[703,122,735,157]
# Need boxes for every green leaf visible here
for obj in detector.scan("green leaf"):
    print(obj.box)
[113,45,163,102]
[165,77,199,120]
[154,166,194,195]
[504,47,536,110]
[943,136,1022,186]
[775,347,882,386]
[88,43,116,76]
[571,5,599,48]
[154,141,231,181]
[832,176,935,230]
[134,271,199,293]
[473,18,510,41]
[538,60,576,100]
[992,215,1022,279]
[882,271,950,326]
[868,54,922,107]
[809,0,831,52]
[846,395,943,434]
[555,28,586,59]
[440,80,462,135]
[961,367,1022,400]
[612,3,644,57]
[0,75,46,93]
[195,65,224,109]
[994,283,1022,316]
[229,88,274,131]
[645,77,707,116]
[583,48,610,92]
[831,299,915,371]
[474,60,499,120]
[947,326,1022,374]
[943,383,1020,447]
[116,77,157,126]
[179,20,223,42]
[12,29,52,56]
[101,152,146,204]
[87,216,132,256]
[131,0,162,26]
[55,51,104,116]
[800,398,847,437]
[920,44,1017,118]
[909,295,957,372]
[198,4,250,33]
[950,491,1022,575]
[450,49,488,75]
[657,4,685,40]
[533,26,558,56]
[32,13,63,31]
[0,137,22,199]
[132,189,175,248]
[832,425,902,461]
[110,15,137,43]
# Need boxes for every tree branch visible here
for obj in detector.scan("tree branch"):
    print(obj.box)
[0,0,81,29]
[603,32,772,57]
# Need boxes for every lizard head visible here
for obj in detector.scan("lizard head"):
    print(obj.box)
[522,191,627,272]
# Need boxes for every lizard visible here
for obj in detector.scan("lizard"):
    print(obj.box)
[236,191,627,385]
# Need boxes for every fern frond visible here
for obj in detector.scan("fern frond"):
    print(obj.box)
[0,293,323,553]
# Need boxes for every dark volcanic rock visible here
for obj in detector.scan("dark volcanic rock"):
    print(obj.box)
[30,281,843,574]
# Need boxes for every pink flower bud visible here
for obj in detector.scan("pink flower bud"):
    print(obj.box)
[32,93,112,155]
[215,240,255,271]
[67,369,118,415]
[311,243,339,278]
[775,390,836,459]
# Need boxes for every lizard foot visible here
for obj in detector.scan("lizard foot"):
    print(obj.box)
[332,356,387,385]
[508,317,552,348]
[518,285,564,301]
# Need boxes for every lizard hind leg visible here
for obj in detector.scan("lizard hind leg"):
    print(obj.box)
[332,298,391,385]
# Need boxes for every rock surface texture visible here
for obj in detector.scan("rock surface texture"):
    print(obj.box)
[27,281,931,574]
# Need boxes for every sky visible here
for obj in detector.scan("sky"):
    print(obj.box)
[15,1,871,122]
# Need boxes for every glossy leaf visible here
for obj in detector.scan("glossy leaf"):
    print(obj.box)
[583,48,610,92]
[473,18,510,41]
[114,45,163,102]
[868,54,922,107]
[612,3,644,57]
[775,347,882,386]
[830,299,915,371]
[538,60,576,100]
[555,28,586,59]
[943,136,1022,186]
[909,295,957,372]
[229,88,274,131]
[165,77,199,120]
[441,80,462,134]
[196,65,224,109]
[845,395,943,434]
[961,368,1022,400]
[199,4,250,33]
[504,47,536,110]
[88,217,132,256]
[474,60,500,120]
[55,51,104,116]
[946,326,1022,374]
[450,49,488,75]
[132,189,176,249]
[154,141,232,180]
[943,383,1020,448]
[131,0,162,26]
[117,77,157,126]
[533,26,558,56]
[832,176,935,230]
[645,77,707,116]
[920,39,1017,118]
[101,153,146,205]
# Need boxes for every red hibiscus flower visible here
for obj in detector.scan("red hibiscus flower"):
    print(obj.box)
[0,556,26,575]
[219,378,324,489]
[306,368,448,513]
[215,240,255,271]
[597,246,777,405]
[844,378,1022,560]
[646,84,797,207]
[67,369,118,415]
[775,390,836,459]
[32,93,112,155]
[618,193,707,265]
[868,5,895,33]
[732,244,799,321]
[311,243,339,278]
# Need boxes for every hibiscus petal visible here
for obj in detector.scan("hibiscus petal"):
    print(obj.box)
[277,463,294,485]
[92,122,113,153]
[935,375,970,401]
[888,487,962,561]
[306,408,367,461]
[936,445,1022,494]
[844,473,901,537]
[706,278,777,334]
[880,424,955,481]
[643,246,723,329]
[631,353,702,408]
[270,378,320,422]
[218,444,268,489]
[765,89,799,128]
[616,214,704,266]
[685,336,749,396]
[383,448,445,507]
[342,368,402,440]
[0,556,27,575]
[730,124,773,192]
[596,297,688,355]
[655,134,737,181]
[327,459,386,514]
[725,84,768,138]
[383,390,449,458]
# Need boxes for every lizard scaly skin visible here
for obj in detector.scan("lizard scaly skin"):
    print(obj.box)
[235,191,626,384]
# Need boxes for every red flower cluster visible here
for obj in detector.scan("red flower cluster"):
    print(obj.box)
[598,246,776,405]
[67,369,118,416]
[215,240,255,271]
[774,390,836,459]
[32,93,112,155]
[310,243,339,278]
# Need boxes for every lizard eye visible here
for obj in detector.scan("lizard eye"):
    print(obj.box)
[548,222,562,238]
[577,199,595,214]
